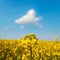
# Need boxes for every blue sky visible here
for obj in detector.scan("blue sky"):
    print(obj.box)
[0,0,60,40]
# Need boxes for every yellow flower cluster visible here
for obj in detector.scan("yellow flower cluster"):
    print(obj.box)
[0,34,60,60]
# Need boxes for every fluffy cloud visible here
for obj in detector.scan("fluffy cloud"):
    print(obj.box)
[15,9,43,28]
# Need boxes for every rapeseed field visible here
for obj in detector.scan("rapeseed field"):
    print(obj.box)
[0,34,60,60]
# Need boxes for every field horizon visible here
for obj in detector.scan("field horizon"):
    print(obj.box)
[0,33,60,41]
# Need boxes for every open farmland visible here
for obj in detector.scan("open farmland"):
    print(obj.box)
[0,34,60,60]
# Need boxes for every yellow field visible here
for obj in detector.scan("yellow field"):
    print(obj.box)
[0,34,60,60]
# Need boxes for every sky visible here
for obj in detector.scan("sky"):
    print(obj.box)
[0,0,60,40]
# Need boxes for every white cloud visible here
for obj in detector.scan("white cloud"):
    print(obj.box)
[20,26,24,29]
[36,23,43,28]
[15,9,43,28]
